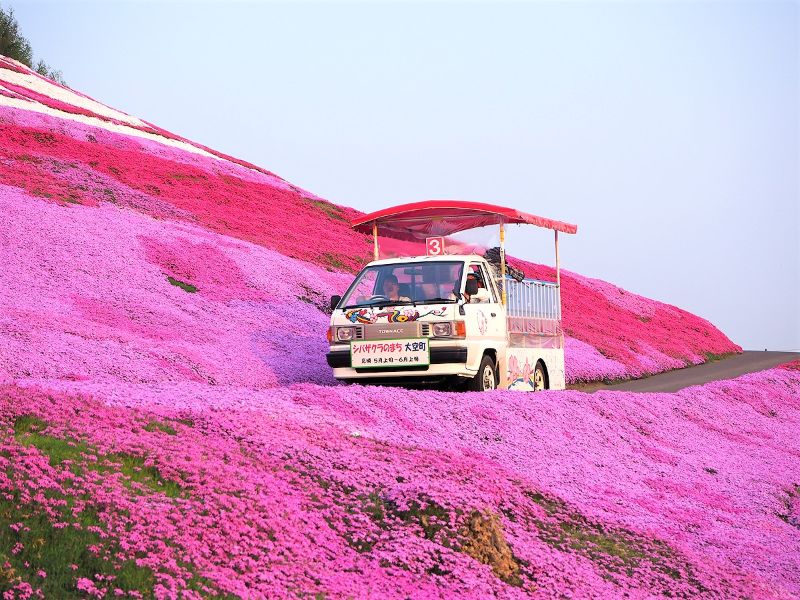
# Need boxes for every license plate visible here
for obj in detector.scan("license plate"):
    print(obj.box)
[350,338,430,368]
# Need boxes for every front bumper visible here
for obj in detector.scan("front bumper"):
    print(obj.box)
[326,343,471,380]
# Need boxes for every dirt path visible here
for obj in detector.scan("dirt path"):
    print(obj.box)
[571,351,800,393]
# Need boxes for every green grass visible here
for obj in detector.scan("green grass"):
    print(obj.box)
[704,351,734,363]
[143,420,178,436]
[101,187,117,203]
[14,415,184,498]
[778,484,800,529]
[167,276,197,293]
[529,491,660,570]
[321,252,346,271]
[307,199,346,222]
[0,494,157,596]
[1,415,219,596]
[104,453,184,499]
[526,490,705,590]
[14,416,87,468]
[387,498,453,542]
[4,416,160,595]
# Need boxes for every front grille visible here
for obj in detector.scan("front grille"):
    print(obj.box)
[364,322,422,340]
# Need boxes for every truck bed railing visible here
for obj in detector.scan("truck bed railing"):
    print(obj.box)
[505,276,562,337]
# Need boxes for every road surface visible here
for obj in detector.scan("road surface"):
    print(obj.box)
[571,351,800,393]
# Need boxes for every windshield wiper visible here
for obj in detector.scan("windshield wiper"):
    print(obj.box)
[343,300,415,309]
[370,301,415,308]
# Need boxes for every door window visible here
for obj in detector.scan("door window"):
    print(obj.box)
[468,263,498,303]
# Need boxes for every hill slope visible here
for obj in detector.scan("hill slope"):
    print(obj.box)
[0,54,739,387]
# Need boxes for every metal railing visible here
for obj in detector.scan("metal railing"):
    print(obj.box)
[505,276,562,337]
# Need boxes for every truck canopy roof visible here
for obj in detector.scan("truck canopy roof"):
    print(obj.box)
[352,199,578,240]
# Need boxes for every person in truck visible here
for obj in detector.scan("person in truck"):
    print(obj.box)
[460,271,488,303]
[382,274,411,302]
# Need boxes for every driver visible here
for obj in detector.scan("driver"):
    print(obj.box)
[382,274,411,302]
[451,272,479,303]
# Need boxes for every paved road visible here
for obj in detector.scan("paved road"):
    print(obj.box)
[573,351,800,394]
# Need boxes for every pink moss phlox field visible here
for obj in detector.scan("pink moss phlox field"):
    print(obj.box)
[0,185,648,390]
[0,49,795,599]
[512,258,741,382]
[563,336,630,383]
[1,56,739,383]
[4,366,799,598]
[0,186,350,387]
[0,108,369,272]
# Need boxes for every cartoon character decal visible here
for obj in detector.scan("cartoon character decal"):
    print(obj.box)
[377,309,415,323]
[476,309,488,335]
[344,308,374,324]
[344,306,447,324]
[508,355,536,389]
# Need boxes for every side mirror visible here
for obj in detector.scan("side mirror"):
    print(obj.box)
[330,295,341,310]
[465,278,479,295]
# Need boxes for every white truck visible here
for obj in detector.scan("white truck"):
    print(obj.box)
[325,200,577,392]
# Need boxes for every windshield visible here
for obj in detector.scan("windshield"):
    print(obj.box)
[341,261,465,308]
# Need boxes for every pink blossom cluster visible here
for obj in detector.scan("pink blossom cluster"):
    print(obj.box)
[0,186,359,388]
[513,259,741,382]
[0,106,369,272]
[3,364,799,598]
[563,336,630,382]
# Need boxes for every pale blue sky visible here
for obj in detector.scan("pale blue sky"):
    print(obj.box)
[10,0,800,350]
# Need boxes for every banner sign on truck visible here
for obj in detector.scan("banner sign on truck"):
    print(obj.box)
[351,338,430,368]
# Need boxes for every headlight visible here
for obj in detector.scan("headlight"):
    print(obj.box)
[336,327,356,342]
[432,322,453,337]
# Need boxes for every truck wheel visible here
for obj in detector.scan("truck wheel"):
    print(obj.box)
[533,361,547,391]
[469,355,497,392]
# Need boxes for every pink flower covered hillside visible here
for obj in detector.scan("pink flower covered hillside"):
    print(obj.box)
[0,186,350,387]
[0,55,740,383]
[512,258,741,382]
[3,366,800,598]
[2,53,792,600]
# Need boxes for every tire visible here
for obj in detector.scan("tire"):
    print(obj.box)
[468,355,497,392]
[533,361,547,391]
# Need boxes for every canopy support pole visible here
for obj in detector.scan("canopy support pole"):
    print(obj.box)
[500,223,507,306]
[555,230,562,320]
[372,223,379,261]
[555,230,560,287]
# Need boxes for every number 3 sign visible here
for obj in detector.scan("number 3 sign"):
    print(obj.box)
[426,237,445,256]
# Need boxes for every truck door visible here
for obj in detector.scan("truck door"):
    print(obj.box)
[462,262,507,371]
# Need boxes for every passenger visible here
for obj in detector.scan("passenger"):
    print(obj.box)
[382,274,411,302]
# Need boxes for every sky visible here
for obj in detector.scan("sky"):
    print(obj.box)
[9,0,799,351]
